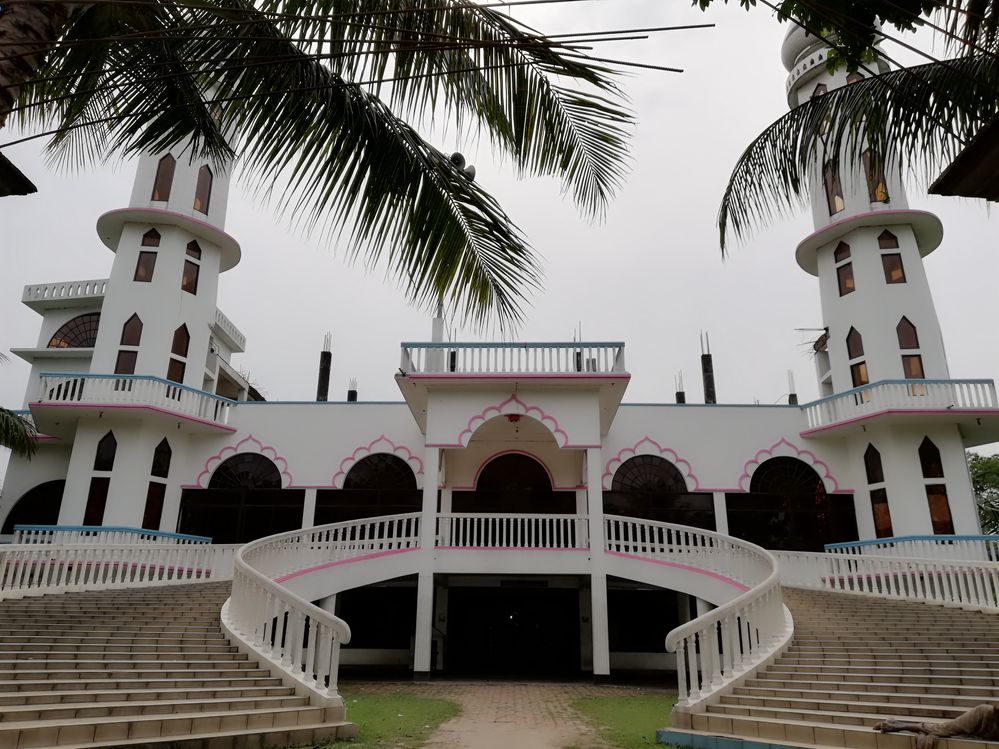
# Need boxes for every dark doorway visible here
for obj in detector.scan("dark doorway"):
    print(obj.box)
[453,453,575,514]
[603,455,715,529]
[2,480,65,533]
[445,585,581,676]
[316,454,421,523]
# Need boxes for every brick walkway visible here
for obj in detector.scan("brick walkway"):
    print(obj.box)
[341,679,675,749]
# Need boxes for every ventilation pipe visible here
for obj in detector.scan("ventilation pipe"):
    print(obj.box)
[347,377,358,403]
[700,332,716,404]
[787,370,798,405]
[316,332,332,402]
[675,372,686,404]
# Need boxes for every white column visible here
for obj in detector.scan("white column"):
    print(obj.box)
[413,446,440,676]
[590,573,610,676]
[301,488,317,528]
[413,571,434,675]
[317,594,336,614]
[696,598,713,618]
[676,592,691,625]
[712,492,729,534]
[585,447,610,675]
[585,448,604,554]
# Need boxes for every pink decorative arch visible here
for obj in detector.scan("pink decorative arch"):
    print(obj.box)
[453,394,570,448]
[601,437,699,491]
[331,435,424,489]
[195,434,293,488]
[737,437,840,493]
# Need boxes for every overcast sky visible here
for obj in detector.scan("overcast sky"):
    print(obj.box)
[3,1,998,483]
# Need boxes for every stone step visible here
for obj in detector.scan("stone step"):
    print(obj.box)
[744,676,999,697]
[665,722,980,749]
[707,702,962,729]
[0,676,285,694]
[38,720,354,749]
[2,650,244,662]
[0,685,296,706]
[0,643,237,654]
[0,667,273,682]
[732,685,994,709]
[0,694,310,722]
[717,694,967,721]
[776,656,999,669]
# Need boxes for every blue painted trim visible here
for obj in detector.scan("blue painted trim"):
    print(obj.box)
[621,403,798,409]
[825,534,999,549]
[14,524,213,543]
[38,372,238,404]
[800,378,995,408]
[658,729,799,749]
[400,341,625,349]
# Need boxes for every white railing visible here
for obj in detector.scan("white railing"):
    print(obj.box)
[214,308,247,351]
[802,379,997,430]
[36,373,235,426]
[0,543,239,599]
[22,278,108,306]
[399,341,626,375]
[774,550,999,610]
[436,513,587,549]
[826,535,999,562]
[224,513,420,703]
[603,516,791,710]
[13,525,212,546]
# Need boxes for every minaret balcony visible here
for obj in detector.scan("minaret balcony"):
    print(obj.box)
[30,372,236,438]
[21,278,108,311]
[800,378,999,445]
[400,341,626,377]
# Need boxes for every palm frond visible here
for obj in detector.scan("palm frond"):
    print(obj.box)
[0,408,36,459]
[718,54,999,252]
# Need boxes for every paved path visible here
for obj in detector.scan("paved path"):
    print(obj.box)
[342,679,674,749]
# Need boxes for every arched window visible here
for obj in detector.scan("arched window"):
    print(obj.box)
[824,162,845,215]
[344,454,418,490]
[811,83,827,98]
[151,438,172,478]
[208,453,282,490]
[918,437,944,479]
[846,72,864,84]
[878,230,899,249]
[172,325,190,357]
[476,453,552,493]
[134,251,157,282]
[94,431,117,471]
[151,154,176,201]
[194,166,212,214]
[604,454,712,527]
[846,327,864,360]
[833,242,851,262]
[48,313,100,348]
[749,457,825,496]
[882,253,906,284]
[141,229,161,247]
[611,455,687,493]
[186,241,202,260]
[120,314,143,346]
[863,149,889,202]
[834,242,854,296]
[864,444,884,485]
[897,317,919,349]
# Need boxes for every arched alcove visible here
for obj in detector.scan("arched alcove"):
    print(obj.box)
[1,480,65,534]
[603,455,714,529]
[316,453,421,523]
[453,452,574,514]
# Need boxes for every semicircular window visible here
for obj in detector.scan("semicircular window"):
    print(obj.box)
[611,455,687,494]
[48,313,101,349]
[749,457,824,496]
[208,453,282,489]
[344,454,417,491]
[476,453,552,493]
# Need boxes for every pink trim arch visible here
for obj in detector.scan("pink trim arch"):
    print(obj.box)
[601,437,700,491]
[331,435,424,489]
[737,437,841,493]
[445,394,572,448]
[195,434,294,488]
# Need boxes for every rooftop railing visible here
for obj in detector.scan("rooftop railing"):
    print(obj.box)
[213,308,246,351]
[21,278,108,307]
[400,342,626,375]
[802,379,997,431]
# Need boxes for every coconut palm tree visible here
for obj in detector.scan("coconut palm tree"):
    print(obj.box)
[0,0,633,328]
[0,355,35,458]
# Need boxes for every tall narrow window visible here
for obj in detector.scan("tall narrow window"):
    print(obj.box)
[846,327,864,360]
[882,254,906,284]
[142,482,166,530]
[151,155,176,202]
[897,317,919,349]
[83,477,110,525]
[863,149,889,202]
[864,444,884,484]
[926,484,954,534]
[182,260,200,295]
[878,230,899,249]
[918,437,944,479]
[194,166,212,214]
[134,251,157,282]
[902,354,925,379]
[167,358,186,383]
[120,314,143,346]
[824,162,845,215]
[94,431,117,471]
[172,325,190,357]
[186,241,202,260]
[141,229,161,247]
[115,350,138,375]
[870,488,894,537]
[837,263,855,296]
[151,438,172,479]
[850,360,869,387]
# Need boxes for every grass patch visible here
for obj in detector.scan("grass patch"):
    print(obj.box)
[572,694,677,749]
[334,691,461,748]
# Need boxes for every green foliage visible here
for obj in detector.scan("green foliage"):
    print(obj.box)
[331,691,461,748]
[572,694,678,749]
[968,452,999,534]
[0,407,35,459]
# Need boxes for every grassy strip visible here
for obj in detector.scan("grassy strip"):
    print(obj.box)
[572,694,677,749]
[333,691,462,748]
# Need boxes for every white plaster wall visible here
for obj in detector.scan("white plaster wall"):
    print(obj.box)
[0,445,72,527]
[129,148,232,229]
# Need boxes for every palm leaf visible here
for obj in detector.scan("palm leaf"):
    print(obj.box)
[0,408,36,459]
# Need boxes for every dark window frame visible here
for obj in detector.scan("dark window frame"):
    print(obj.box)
[134,251,157,282]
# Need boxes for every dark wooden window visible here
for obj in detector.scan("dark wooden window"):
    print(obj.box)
[48,313,100,348]
[902,354,925,379]
[120,314,143,346]
[182,260,199,295]
[824,162,845,215]
[114,350,137,374]
[186,241,202,260]
[919,437,944,478]
[151,438,172,479]
[172,325,190,357]
[897,317,919,349]
[151,154,175,201]
[926,484,954,534]
[94,431,117,471]
[134,251,157,282]
[141,229,161,247]
[837,263,855,296]
[142,482,166,530]
[833,242,851,263]
[870,488,893,537]
[167,358,186,383]
[847,72,864,84]
[846,327,864,360]
[84,477,110,525]
[850,361,869,388]
[194,166,212,214]
[863,149,889,202]
[878,230,899,249]
[864,444,884,484]
[812,83,827,98]
[882,254,906,284]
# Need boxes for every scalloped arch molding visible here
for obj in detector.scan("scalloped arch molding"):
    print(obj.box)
[445,394,578,448]
[195,434,294,488]
[331,435,424,489]
[601,437,699,491]
[738,437,841,493]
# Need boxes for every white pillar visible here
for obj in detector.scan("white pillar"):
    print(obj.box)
[712,492,729,534]
[413,446,440,676]
[419,447,440,551]
[676,592,691,625]
[586,448,604,554]
[585,447,610,675]
[413,571,434,675]
[317,594,336,614]
[301,488,317,528]
[590,573,610,676]
[696,598,713,618]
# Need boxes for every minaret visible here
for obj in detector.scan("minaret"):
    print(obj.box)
[783,28,979,538]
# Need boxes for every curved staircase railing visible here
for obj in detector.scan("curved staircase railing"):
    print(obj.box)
[603,516,792,711]
[223,513,421,705]
[825,534,999,561]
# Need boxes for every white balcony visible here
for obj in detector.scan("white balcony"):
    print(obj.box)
[399,342,626,376]
[213,308,246,352]
[801,379,999,441]
[22,279,108,311]
[32,373,236,435]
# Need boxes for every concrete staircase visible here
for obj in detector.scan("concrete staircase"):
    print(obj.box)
[676,588,999,749]
[0,582,354,748]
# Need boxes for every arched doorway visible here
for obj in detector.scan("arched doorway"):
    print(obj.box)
[453,453,575,514]
[178,453,304,542]
[315,454,421,523]
[726,457,857,551]
[1,480,65,533]
[603,455,714,529]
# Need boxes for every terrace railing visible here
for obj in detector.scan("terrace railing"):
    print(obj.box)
[21,278,107,307]
[213,308,247,351]
[36,373,235,426]
[400,342,626,375]
[13,525,212,546]
[825,535,999,562]
[436,513,588,549]
[802,379,997,431]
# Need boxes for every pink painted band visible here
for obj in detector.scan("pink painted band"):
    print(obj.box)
[435,546,589,552]
[604,550,751,592]
[273,547,418,583]
[28,402,236,432]
[800,408,999,437]
[405,373,629,380]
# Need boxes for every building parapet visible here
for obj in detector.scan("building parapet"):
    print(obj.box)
[400,341,626,375]
[21,278,108,311]
[213,307,246,352]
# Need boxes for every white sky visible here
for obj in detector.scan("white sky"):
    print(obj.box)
[2,1,999,482]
